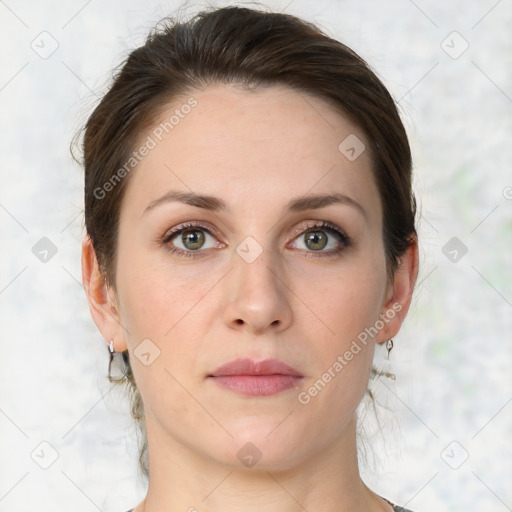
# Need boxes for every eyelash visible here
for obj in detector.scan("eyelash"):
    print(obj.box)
[160,220,352,260]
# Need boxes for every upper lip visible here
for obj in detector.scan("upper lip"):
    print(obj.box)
[208,358,303,377]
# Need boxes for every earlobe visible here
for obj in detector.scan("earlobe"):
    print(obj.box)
[376,237,419,344]
[81,235,128,352]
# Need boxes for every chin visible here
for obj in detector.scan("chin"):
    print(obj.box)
[206,419,306,470]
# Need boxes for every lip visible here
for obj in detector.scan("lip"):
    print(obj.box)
[207,358,303,397]
[209,358,303,378]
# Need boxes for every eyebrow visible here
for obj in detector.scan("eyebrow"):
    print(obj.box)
[143,190,367,219]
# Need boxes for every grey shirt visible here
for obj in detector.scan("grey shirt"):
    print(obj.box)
[125,500,415,511]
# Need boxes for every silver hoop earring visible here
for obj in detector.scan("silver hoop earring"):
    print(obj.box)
[109,339,115,354]
[386,339,394,359]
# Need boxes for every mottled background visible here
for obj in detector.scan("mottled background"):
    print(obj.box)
[0,1,511,511]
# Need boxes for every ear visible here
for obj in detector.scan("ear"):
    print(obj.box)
[81,235,128,352]
[375,236,419,344]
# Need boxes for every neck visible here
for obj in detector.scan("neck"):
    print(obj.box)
[133,413,392,512]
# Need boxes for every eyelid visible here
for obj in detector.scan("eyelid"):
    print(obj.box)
[293,219,353,243]
[291,220,348,239]
[162,220,222,243]
[161,219,351,254]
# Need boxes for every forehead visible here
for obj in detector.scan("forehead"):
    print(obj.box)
[122,83,379,220]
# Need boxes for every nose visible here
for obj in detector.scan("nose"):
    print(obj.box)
[222,246,293,335]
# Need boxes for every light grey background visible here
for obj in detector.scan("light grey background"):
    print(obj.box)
[1,1,511,511]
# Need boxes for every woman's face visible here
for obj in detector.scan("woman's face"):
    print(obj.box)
[91,83,414,470]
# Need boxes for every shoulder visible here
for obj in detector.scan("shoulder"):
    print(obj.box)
[382,497,416,512]
[125,506,414,512]
[393,505,417,512]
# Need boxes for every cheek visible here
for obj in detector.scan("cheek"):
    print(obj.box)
[301,264,387,404]
[115,246,220,393]
[310,264,387,340]
[298,280,379,437]
[115,262,204,411]
[115,233,190,335]
[119,270,191,341]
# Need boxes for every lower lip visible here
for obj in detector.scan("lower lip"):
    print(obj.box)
[208,375,303,396]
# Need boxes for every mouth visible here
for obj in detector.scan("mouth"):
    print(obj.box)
[207,358,303,397]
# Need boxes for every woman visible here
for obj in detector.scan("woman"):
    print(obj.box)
[79,5,419,511]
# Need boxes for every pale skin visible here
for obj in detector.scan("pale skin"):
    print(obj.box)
[82,83,418,512]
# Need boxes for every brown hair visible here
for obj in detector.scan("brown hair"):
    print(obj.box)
[75,4,416,480]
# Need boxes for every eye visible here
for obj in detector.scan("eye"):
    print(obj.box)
[289,221,352,257]
[162,222,223,259]
[160,220,351,259]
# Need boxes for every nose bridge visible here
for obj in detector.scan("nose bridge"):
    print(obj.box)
[223,234,292,332]
[233,235,281,299]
